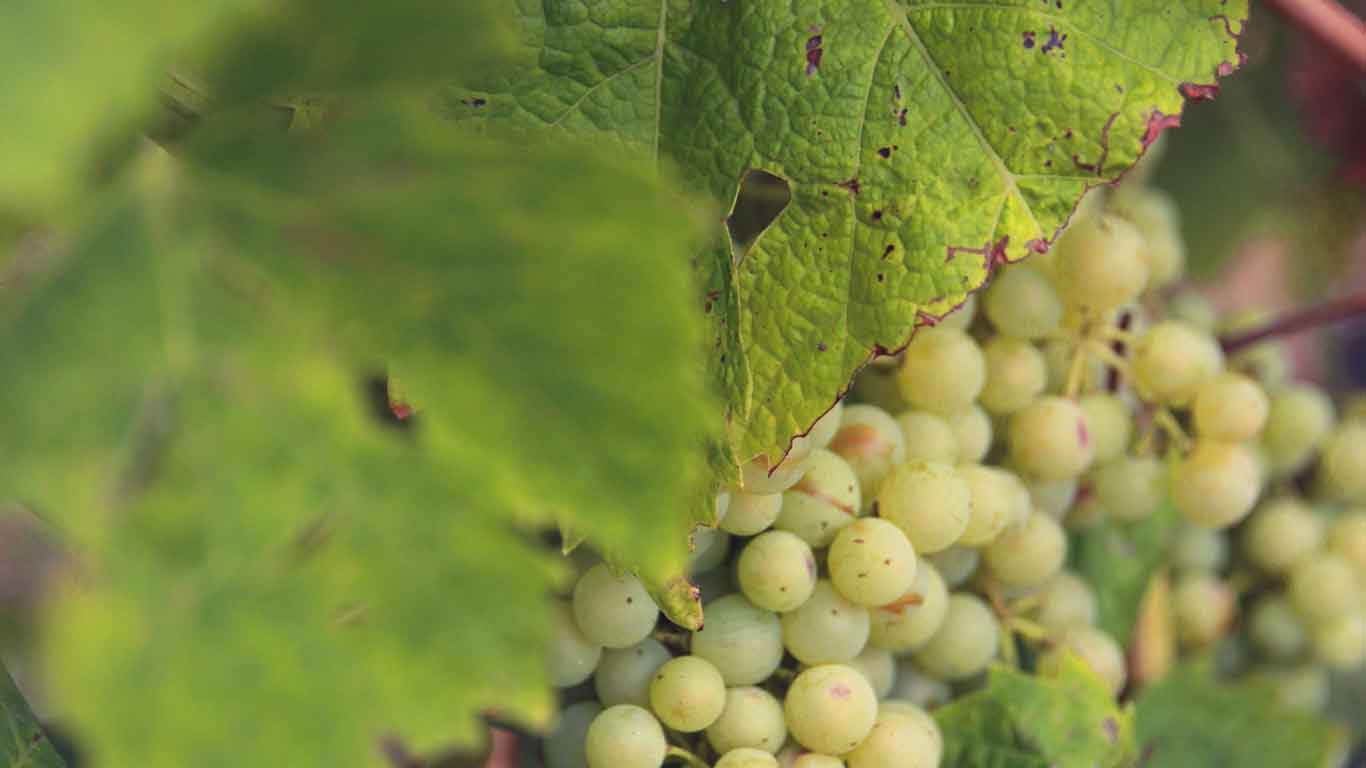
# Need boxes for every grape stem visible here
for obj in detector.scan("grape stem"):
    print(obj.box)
[1220,289,1366,354]
[666,745,711,768]
[1263,0,1366,70]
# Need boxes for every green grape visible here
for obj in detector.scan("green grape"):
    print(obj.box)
[572,564,660,649]
[1170,523,1228,574]
[716,748,781,768]
[784,665,879,755]
[875,461,971,554]
[720,491,784,536]
[1041,338,1106,395]
[1028,476,1079,520]
[690,526,731,574]
[742,453,815,495]
[595,638,671,708]
[1248,596,1307,661]
[1039,625,1126,695]
[1172,440,1262,528]
[1079,394,1133,465]
[1092,456,1165,522]
[829,518,918,607]
[869,560,948,652]
[946,403,993,463]
[1108,185,1186,288]
[1317,423,1366,502]
[895,327,986,415]
[691,595,784,686]
[984,513,1066,587]
[738,530,819,612]
[706,686,787,755]
[693,564,736,606]
[777,449,862,548]
[1328,510,1366,576]
[1261,664,1329,714]
[1130,321,1224,407]
[1242,497,1324,574]
[850,362,910,415]
[1261,385,1335,477]
[889,666,953,709]
[790,401,846,462]
[1172,573,1236,648]
[551,601,603,687]
[912,594,1000,680]
[544,700,602,768]
[585,704,667,768]
[1192,372,1269,442]
[894,410,959,464]
[1054,213,1149,315]
[1289,554,1361,625]
[978,336,1048,415]
[848,645,897,699]
[983,263,1063,340]
[1166,289,1218,332]
[957,464,1030,547]
[1009,396,1096,481]
[830,404,907,507]
[781,580,872,665]
[1312,613,1366,668]
[845,704,942,768]
[1222,309,1291,391]
[792,754,845,768]
[937,293,977,331]
[1030,571,1096,631]
[926,547,980,589]
[648,655,726,732]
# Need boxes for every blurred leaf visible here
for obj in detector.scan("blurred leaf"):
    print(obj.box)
[1135,660,1342,768]
[4,102,710,765]
[1073,500,1179,647]
[936,656,1137,768]
[0,664,65,768]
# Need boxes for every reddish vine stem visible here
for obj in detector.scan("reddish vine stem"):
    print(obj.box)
[1220,289,1366,353]
[1263,0,1366,70]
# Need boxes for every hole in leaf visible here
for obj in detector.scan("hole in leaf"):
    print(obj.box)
[727,170,791,250]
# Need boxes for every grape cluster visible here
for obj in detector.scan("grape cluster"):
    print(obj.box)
[542,176,1366,766]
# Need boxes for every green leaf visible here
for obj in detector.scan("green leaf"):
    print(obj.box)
[447,0,1247,465]
[4,102,711,765]
[1135,660,1344,768]
[1072,499,1179,646]
[0,664,65,768]
[935,657,1137,768]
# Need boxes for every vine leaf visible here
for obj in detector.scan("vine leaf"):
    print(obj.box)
[449,0,1248,466]
[1072,499,1180,647]
[0,664,65,768]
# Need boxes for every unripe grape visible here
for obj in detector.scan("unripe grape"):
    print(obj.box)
[1041,338,1105,395]
[979,337,1048,415]
[895,328,985,415]
[1262,385,1335,477]
[1172,573,1236,648]
[707,687,787,755]
[551,601,603,687]
[742,453,815,495]
[585,705,666,768]
[1172,440,1262,528]
[1248,596,1307,661]
[1092,456,1165,522]
[690,527,731,574]
[1009,396,1095,481]
[784,665,879,755]
[889,667,953,709]
[983,263,1063,340]
[1166,289,1218,333]
[1040,625,1126,695]
[544,700,601,768]
[1030,571,1097,631]
[1222,309,1291,391]
[1312,613,1366,668]
[789,402,845,462]
[1242,497,1324,574]
[1054,213,1149,315]
[957,464,1030,546]
[1261,664,1330,714]
[869,560,949,652]
[894,410,959,464]
[716,748,780,768]
[850,362,909,415]
[845,704,943,768]
[1192,372,1269,442]
[691,595,784,686]
[829,404,907,506]
[738,530,819,612]
[1028,476,1079,520]
[875,461,971,554]
[947,403,994,463]
[1328,510,1366,576]
[912,594,1000,680]
[937,293,977,331]
[1170,523,1228,574]
[1079,394,1133,465]
[792,754,844,768]
[1109,186,1186,288]
[829,518,918,607]
[782,581,872,665]
[1317,423,1366,502]
[595,638,671,707]
[777,449,862,547]
[649,655,726,732]
[1130,321,1224,407]
[848,645,897,699]
[926,547,980,588]
[572,564,659,649]
[1289,554,1361,625]
[984,512,1067,587]
[721,491,784,536]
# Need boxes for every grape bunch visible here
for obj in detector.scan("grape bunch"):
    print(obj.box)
[541,172,1366,767]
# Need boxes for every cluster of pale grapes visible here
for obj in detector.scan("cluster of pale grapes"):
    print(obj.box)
[541,177,1366,767]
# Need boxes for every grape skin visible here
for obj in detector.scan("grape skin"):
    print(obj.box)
[1317,423,1366,502]
[1328,511,1366,576]
[926,547,980,589]
[594,638,671,708]
[551,601,603,687]
[737,530,819,612]
[984,512,1067,588]
[830,404,907,506]
[895,328,986,415]
[869,560,949,653]
[543,700,601,768]
[1248,597,1307,661]
[1192,372,1269,442]
[956,464,1029,547]
[1079,394,1133,465]
[784,664,879,755]
[781,580,872,665]
[983,263,1062,341]
[689,527,731,574]
[1171,440,1262,529]
[1311,614,1366,668]
[979,337,1047,415]
[1008,396,1095,481]
[1092,456,1166,523]
[876,461,971,554]
[845,704,943,768]
[1054,213,1150,315]
[1029,571,1097,632]
[584,704,667,768]
[1130,321,1224,407]
[946,404,993,463]
[894,410,959,464]
[691,595,785,686]
[1039,625,1126,695]
[791,754,845,768]
[706,687,787,755]
[648,655,726,732]
[828,518,918,608]
[1289,554,1361,625]
[1172,574,1236,648]
[1171,523,1228,574]
[1241,497,1324,575]
[742,453,815,495]
[715,748,780,768]
[912,593,1000,681]
[572,563,660,649]
[1261,385,1335,477]
[777,449,862,548]
[720,491,784,536]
